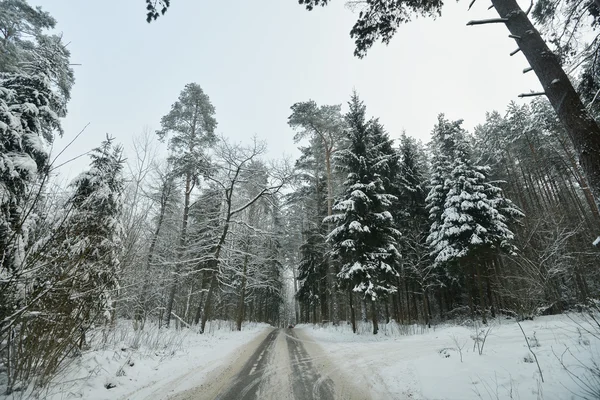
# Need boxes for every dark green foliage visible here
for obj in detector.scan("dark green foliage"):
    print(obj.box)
[146,0,171,22]
[0,0,74,114]
[157,82,217,180]
[0,74,61,275]
[298,0,443,57]
[326,92,400,300]
[426,115,522,268]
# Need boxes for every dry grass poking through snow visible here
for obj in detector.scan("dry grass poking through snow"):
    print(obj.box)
[1,320,269,400]
[298,314,600,400]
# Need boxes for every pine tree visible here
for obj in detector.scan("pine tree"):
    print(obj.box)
[157,82,217,327]
[289,100,346,324]
[326,93,400,334]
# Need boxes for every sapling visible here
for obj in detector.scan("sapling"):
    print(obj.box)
[471,320,494,355]
[451,334,468,362]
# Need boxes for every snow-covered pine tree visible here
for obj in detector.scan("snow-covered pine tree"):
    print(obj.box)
[426,115,523,321]
[326,92,400,334]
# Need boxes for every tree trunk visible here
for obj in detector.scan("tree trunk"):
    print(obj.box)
[320,266,329,322]
[136,187,169,328]
[236,253,250,331]
[200,272,218,334]
[475,262,488,324]
[405,280,412,322]
[349,289,356,333]
[200,188,234,333]
[371,300,378,335]
[423,289,432,328]
[491,0,600,211]
[361,297,368,322]
[292,265,300,324]
[384,300,390,324]
[164,172,193,328]
[324,148,340,325]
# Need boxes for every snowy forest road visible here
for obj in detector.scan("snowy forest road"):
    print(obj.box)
[169,328,370,400]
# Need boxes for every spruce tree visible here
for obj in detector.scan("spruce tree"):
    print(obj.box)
[326,93,400,334]
[59,137,125,328]
[296,227,327,323]
[27,136,125,366]
[426,115,523,320]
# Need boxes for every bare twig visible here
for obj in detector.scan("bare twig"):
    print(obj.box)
[517,321,544,382]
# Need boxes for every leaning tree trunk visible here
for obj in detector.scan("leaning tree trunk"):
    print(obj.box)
[135,204,166,329]
[200,216,231,334]
[164,172,193,328]
[487,0,600,213]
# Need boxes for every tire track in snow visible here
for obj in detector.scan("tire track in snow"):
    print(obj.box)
[172,328,370,400]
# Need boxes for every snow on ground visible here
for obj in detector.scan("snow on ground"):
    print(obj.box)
[298,314,600,400]
[9,320,270,400]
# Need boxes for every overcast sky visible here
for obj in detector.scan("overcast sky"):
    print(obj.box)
[35,0,540,177]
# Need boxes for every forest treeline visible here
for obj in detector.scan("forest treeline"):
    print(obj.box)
[0,3,290,393]
[1,0,600,395]
[289,93,600,334]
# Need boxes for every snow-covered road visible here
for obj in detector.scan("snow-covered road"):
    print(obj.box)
[170,328,370,400]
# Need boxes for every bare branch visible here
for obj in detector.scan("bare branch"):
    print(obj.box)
[466,18,508,26]
[518,91,546,98]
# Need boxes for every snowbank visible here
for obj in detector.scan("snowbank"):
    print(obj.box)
[5,320,270,400]
[298,315,600,399]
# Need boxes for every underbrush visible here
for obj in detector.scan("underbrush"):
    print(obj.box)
[300,319,436,337]
[1,319,265,399]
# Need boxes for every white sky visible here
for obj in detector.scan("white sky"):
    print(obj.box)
[35,0,540,177]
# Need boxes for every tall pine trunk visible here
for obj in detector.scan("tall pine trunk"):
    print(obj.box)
[490,0,600,211]
[349,289,356,333]
[324,148,340,325]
